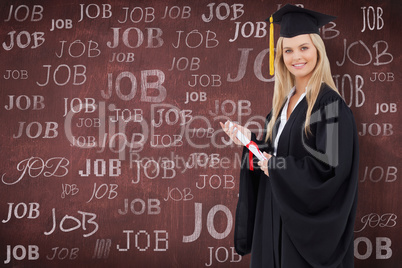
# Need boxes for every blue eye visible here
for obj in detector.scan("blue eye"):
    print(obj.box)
[285,49,292,53]
[301,46,308,51]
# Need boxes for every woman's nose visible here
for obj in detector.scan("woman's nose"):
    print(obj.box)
[293,51,301,60]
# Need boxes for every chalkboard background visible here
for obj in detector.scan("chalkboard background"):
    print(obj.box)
[0,0,401,267]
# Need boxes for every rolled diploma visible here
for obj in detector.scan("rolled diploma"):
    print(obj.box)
[228,121,267,161]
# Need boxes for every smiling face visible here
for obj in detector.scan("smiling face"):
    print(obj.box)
[282,34,318,86]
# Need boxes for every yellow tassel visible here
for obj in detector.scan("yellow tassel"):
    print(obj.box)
[269,15,274,76]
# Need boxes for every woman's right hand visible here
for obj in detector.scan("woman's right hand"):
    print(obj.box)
[220,121,251,146]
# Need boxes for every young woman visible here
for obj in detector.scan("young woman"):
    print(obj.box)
[220,4,359,268]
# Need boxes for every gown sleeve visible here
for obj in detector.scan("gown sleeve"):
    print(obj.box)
[234,113,272,255]
[268,97,359,267]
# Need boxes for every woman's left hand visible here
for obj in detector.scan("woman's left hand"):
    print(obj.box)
[258,152,272,177]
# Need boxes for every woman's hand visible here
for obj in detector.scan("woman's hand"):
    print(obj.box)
[220,121,251,146]
[258,152,272,176]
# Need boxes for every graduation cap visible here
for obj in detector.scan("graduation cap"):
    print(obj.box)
[266,4,336,75]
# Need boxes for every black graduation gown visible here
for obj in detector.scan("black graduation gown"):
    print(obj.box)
[234,84,359,268]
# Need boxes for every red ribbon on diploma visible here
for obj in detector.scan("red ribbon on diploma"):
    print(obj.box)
[246,141,258,171]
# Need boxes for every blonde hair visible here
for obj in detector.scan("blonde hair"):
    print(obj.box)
[265,33,338,142]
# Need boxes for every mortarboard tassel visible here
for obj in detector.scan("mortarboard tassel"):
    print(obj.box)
[269,15,274,76]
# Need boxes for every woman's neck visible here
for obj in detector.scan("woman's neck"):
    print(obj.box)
[294,77,309,94]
